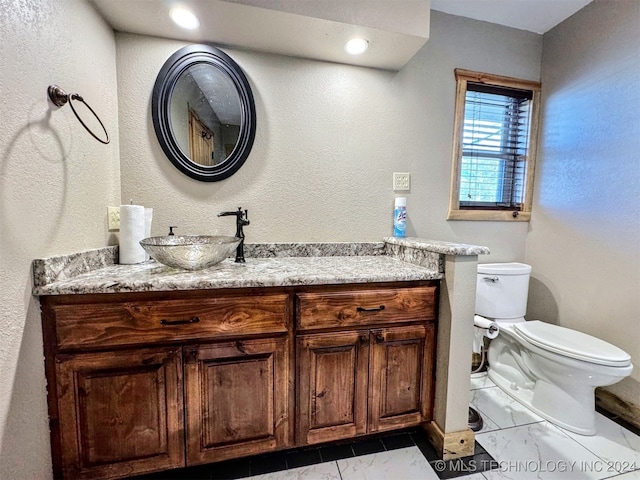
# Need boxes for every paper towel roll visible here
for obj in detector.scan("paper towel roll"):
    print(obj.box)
[473,315,500,354]
[144,208,153,260]
[119,204,146,264]
[144,208,153,237]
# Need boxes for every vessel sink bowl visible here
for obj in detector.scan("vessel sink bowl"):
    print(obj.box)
[140,235,240,270]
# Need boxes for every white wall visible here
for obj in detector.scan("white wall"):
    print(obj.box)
[0,1,120,478]
[117,11,541,262]
[394,11,541,259]
[528,0,640,404]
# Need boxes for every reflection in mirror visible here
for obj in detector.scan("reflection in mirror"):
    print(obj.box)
[170,64,241,166]
[152,44,256,182]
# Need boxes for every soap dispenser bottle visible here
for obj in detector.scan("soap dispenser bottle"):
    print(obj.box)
[393,197,407,238]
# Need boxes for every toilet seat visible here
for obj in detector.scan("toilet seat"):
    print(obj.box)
[512,321,632,367]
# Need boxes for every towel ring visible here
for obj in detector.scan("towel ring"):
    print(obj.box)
[47,85,110,144]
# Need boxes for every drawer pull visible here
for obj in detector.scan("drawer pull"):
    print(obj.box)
[356,305,385,313]
[160,316,200,326]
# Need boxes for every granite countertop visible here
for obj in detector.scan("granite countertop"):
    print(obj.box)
[33,256,441,296]
[32,238,489,296]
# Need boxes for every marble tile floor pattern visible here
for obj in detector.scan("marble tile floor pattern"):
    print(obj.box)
[133,374,640,480]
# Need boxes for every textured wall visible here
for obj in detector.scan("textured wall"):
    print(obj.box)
[393,11,541,259]
[117,12,541,261]
[528,0,640,402]
[0,1,120,478]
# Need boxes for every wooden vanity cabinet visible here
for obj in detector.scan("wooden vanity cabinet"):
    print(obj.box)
[184,336,290,465]
[41,289,292,479]
[368,324,435,433]
[296,330,370,444]
[295,284,437,445]
[54,347,184,480]
[40,281,437,479]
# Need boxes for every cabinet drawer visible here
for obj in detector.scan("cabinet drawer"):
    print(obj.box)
[296,286,436,330]
[52,294,289,350]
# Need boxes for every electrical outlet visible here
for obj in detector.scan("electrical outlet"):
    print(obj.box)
[393,172,411,191]
[108,207,120,231]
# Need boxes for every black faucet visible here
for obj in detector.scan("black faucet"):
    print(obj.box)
[218,207,250,263]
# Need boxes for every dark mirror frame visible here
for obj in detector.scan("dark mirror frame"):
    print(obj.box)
[152,44,256,182]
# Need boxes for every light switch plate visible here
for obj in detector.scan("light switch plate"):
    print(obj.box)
[393,172,411,191]
[108,207,120,231]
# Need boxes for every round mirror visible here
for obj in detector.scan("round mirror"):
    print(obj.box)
[152,45,256,182]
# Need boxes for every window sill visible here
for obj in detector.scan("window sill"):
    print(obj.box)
[447,209,531,222]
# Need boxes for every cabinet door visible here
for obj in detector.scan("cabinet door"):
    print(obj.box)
[55,347,184,479]
[368,324,435,433]
[297,331,369,445]
[184,337,290,465]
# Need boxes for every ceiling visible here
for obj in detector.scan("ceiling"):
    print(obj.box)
[91,0,593,71]
[90,0,431,71]
[430,0,593,34]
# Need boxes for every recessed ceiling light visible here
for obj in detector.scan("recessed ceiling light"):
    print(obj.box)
[170,7,200,30]
[344,38,369,55]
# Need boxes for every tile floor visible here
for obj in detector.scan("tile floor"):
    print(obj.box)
[468,373,640,480]
[134,373,640,480]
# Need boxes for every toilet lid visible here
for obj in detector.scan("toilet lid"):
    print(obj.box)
[513,321,632,367]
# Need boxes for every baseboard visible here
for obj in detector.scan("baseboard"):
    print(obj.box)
[423,421,475,460]
[596,387,640,429]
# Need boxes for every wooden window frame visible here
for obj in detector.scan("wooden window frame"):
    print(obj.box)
[447,69,541,222]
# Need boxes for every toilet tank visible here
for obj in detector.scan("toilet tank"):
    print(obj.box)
[476,263,532,321]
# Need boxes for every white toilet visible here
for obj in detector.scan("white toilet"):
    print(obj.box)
[476,262,633,435]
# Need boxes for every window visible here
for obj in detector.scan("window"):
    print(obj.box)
[448,69,541,221]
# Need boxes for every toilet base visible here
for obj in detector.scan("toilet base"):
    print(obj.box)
[487,368,597,435]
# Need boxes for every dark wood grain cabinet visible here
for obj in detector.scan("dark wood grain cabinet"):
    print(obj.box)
[297,330,370,445]
[40,281,437,479]
[368,324,435,433]
[296,285,437,445]
[54,347,184,480]
[184,337,290,465]
[41,289,292,479]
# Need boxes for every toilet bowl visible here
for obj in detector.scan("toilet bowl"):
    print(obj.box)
[477,263,633,435]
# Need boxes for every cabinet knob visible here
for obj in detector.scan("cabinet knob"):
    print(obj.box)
[375,331,386,342]
[359,332,369,343]
[185,349,198,362]
[236,341,247,354]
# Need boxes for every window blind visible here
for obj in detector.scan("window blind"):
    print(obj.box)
[459,82,532,210]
